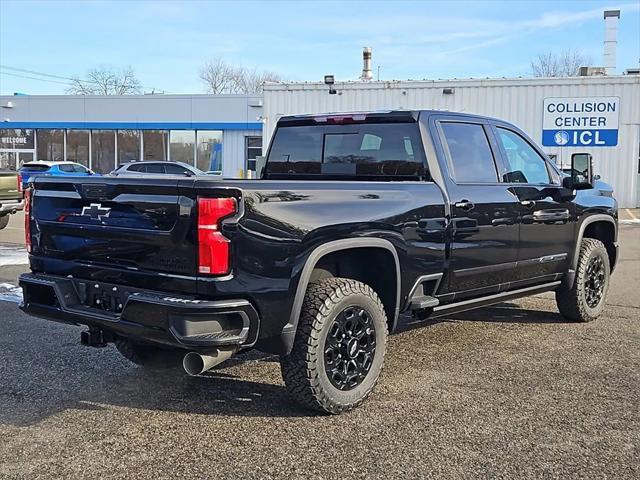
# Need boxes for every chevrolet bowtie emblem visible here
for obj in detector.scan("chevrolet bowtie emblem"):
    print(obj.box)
[81,203,111,221]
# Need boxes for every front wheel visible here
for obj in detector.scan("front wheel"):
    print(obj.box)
[556,238,610,322]
[280,277,388,414]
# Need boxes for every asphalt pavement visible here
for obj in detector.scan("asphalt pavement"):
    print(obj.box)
[0,222,638,479]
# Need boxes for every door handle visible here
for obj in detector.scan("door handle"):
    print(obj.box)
[520,200,536,208]
[454,200,475,211]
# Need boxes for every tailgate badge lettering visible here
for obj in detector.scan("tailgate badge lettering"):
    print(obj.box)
[81,203,111,221]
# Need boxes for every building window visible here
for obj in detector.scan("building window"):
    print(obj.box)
[0,128,34,150]
[117,130,140,164]
[36,129,64,161]
[196,130,223,173]
[66,130,90,167]
[169,130,195,164]
[143,130,168,161]
[91,130,116,174]
[246,136,262,171]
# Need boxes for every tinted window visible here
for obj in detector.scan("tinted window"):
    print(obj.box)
[145,163,165,174]
[496,128,550,184]
[165,163,190,175]
[127,163,145,172]
[440,122,497,183]
[266,123,427,178]
[21,164,50,172]
[58,164,87,173]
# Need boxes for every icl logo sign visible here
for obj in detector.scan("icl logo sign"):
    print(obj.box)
[542,96,619,147]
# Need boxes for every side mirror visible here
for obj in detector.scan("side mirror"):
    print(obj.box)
[255,156,267,179]
[565,153,594,190]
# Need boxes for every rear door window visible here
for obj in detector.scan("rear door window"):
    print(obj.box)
[165,163,190,175]
[266,123,427,178]
[440,122,498,183]
[145,163,165,174]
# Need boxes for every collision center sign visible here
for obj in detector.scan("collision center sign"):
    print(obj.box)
[542,96,619,147]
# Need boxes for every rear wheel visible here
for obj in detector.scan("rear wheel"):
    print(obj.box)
[115,338,184,370]
[0,215,9,230]
[280,277,388,414]
[556,238,610,322]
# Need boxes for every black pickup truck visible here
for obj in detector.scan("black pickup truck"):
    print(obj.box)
[19,110,618,414]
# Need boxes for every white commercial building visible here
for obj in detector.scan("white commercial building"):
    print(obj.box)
[263,74,640,207]
[0,94,264,178]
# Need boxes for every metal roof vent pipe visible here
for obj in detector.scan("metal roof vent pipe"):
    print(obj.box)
[603,10,620,75]
[361,47,373,81]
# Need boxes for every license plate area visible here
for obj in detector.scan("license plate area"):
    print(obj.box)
[75,281,131,314]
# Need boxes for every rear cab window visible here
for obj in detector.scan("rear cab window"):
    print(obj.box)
[265,119,429,180]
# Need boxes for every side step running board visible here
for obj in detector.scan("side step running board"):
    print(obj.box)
[410,295,440,310]
[431,281,561,318]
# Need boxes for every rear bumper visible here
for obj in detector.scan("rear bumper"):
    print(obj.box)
[0,199,24,215]
[18,273,260,351]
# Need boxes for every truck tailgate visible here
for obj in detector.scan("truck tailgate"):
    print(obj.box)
[29,176,199,292]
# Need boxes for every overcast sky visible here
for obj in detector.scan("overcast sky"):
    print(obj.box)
[1,0,639,95]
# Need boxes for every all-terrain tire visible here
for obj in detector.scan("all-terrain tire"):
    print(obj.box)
[556,238,610,322]
[0,215,9,230]
[280,277,388,414]
[115,338,184,370]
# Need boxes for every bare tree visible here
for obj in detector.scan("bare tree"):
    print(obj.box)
[200,58,282,94]
[67,66,142,95]
[531,50,592,77]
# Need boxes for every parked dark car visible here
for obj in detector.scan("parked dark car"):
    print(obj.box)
[110,161,204,177]
[19,110,618,414]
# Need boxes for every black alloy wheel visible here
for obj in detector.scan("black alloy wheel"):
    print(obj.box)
[324,306,377,391]
[584,255,606,308]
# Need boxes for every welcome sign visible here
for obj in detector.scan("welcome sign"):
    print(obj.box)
[542,96,619,147]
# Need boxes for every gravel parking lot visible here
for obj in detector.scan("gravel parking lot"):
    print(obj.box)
[0,224,638,479]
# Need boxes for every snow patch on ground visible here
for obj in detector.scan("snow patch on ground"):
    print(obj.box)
[0,282,22,304]
[0,245,29,266]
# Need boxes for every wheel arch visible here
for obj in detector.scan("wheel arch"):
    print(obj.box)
[564,214,618,287]
[281,238,401,354]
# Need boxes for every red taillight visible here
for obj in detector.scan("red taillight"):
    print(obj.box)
[17,174,23,193]
[197,197,237,275]
[24,188,31,253]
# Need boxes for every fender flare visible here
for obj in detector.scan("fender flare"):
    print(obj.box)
[564,214,617,287]
[281,238,401,353]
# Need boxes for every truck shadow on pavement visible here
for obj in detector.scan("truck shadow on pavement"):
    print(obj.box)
[1,301,568,426]
[396,301,571,334]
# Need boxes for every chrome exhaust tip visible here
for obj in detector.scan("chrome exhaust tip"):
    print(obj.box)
[183,348,235,376]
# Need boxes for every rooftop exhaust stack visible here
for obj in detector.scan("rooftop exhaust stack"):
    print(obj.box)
[361,47,373,81]
[603,10,620,74]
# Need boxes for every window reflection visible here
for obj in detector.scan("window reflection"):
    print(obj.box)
[246,136,262,171]
[0,129,34,150]
[143,130,168,161]
[66,130,90,167]
[170,130,195,164]
[36,129,64,161]
[91,130,116,173]
[118,130,140,163]
[197,130,223,173]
